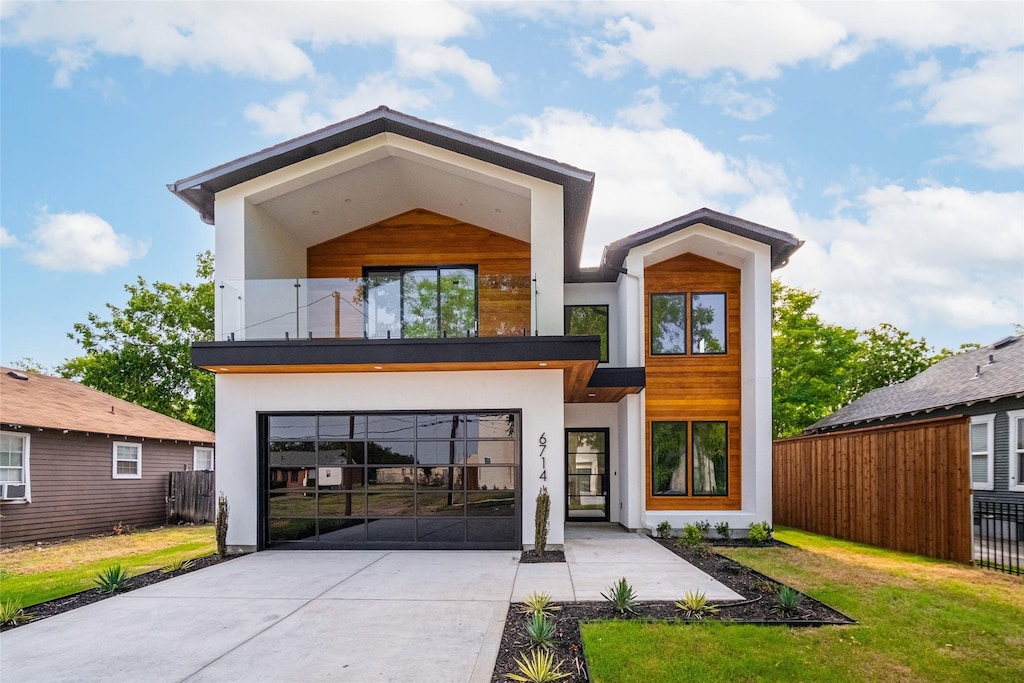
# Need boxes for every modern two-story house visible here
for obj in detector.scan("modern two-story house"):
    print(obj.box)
[170,107,801,552]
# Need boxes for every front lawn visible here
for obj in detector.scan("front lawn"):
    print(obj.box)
[1,525,216,607]
[582,527,1024,682]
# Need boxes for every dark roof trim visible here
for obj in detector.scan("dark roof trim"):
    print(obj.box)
[587,367,645,389]
[168,106,596,280]
[192,335,602,369]
[589,207,803,280]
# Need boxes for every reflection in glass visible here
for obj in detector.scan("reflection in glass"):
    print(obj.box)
[467,491,515,516]
[318,441,365,465]
[367,493,416,516]
[439,268,476,337]
[366,518,415,541]
[268,493,316,517]
[467,441,515,465]
[652,422,687,495]
[651,293,687,355]
[416,492,465,516]
[467,413,517,439]
[417,414,465,439]
[417,518,466,542]
[367,414,416,439]
[415,466,462,489]
[466,466,514,491]
[268,415,316,441]
[364,271,401,340]
[565,304,609,362]
[692,421,727,495]
[269,517,316,542]
[691,293,726,354]
[467,518,515,542]
[367,440,415,465]
[319,492,367,517]
[319,415,366,440]
[416,441,466,465]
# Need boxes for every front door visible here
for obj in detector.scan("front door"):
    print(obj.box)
[566,429,609,521]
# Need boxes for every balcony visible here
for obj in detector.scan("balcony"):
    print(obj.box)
[217,274,533,342]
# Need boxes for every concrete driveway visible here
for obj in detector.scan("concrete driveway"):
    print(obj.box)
[1,527,738,682]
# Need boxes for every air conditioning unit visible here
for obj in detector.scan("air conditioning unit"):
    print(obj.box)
[1,483,27,500]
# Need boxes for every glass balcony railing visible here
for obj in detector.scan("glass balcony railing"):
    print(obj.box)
[217,275,534,342]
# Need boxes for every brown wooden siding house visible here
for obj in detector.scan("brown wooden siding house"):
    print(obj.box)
[0,367,215,545]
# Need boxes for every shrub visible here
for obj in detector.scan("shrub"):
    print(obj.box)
[601,577,639,615]
[655,521,672,539]
[534,486,550,553]
[160,558,196,574]
[505,648,570,682]
[678,521,710,547]
[520,591,561,617]
[94,564,130,594]
[714,521,731,540]
[748,520,772,545]
[216,492,230,558]
[675,590,719,620]
[0,598,32,626]
[524,613,558,650]
[776,585,804,616]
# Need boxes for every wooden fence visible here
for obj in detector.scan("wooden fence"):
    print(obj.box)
[773,415,972,564]
[167,470,216,525]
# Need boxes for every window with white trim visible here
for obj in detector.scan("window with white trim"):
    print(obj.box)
[0,431,30,500]
[194,446,215,471]
[1008,410,1024,492]
[113,442,142,479]
[969,415,994,491]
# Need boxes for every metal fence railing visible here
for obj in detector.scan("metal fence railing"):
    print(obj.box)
[974,500,1023,576]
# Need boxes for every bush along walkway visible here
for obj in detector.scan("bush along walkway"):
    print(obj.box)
[492,536,854,683]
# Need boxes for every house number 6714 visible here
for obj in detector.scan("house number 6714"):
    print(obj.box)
[538,433,547,481]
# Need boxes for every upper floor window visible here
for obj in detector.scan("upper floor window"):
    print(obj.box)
[969,415,994,491]
[194,446,215,471]
[565,304,609,363]
[1009,410,1024,492]
[113,442,142,479]
[651,292,727,355]
[364,266,477,339]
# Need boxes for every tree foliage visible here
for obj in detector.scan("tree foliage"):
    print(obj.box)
[59,252,215,431]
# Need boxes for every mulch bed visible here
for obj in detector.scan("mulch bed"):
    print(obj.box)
[519,549,566,563]
[491,538,854,682]
[2,554,234,632]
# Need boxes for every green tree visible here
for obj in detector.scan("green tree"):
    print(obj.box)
[59,252,215,431]
[849,322,936,398]
[772,281,861,438]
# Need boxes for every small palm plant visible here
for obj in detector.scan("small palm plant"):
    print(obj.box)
[524,613,558,650]
[0,598,33,626]
[160,558,196,574]
[675,590,719,620]
[93,564,130,594]
[505,648,570,682]
[601,577,639,615]
[520,591,561,617]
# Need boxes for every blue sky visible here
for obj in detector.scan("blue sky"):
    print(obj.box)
[2,1,1022,371]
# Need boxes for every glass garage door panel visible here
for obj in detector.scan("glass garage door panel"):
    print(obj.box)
[264,411,520,548]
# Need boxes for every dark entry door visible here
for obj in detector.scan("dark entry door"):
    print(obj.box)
[566,429,609,521]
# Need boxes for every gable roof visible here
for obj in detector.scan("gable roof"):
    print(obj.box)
[600,207,803,276]
[805,336,1024,433]
[168,106,596,280]
[1,368,215,443]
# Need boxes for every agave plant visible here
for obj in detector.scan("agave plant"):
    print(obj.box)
[0,598,33,627]
[160,558,196,574]
[776,585,804,616]
[93,564,130,594]
[520,591,561,617]
[505,648,570,682]
[675,590,719,620]
[601,577,639,615]
[524,613,558,650]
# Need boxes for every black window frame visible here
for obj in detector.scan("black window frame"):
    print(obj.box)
[690,292,728,355]
[564,304,610,363]
[651,421,689,496]
[691,420,728,496]
[650,292,688,356]
[362,265,480,340]
[650,419,729,498]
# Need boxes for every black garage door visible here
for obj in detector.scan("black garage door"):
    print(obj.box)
[260,411,521,549]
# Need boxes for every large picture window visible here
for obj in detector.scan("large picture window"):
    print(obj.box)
[651,294,687,355]
[565,304,609,362]
[691,293,727,354]
[364,266,477,339]
[652,420,728,497]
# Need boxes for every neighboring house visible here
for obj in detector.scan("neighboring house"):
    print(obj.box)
[169,106,801,551]
[0,368,215,545]
[805,335,1024,505]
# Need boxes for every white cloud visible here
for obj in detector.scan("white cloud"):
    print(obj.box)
[2,1,478,84]
[395,42,501,98]
[0,226,19,248]
[615,86,671,129]
[486,108,788,264]
[245,74,435,138]
[700,74,776,121]
[779,184,1024,332]
[23,210,149,273]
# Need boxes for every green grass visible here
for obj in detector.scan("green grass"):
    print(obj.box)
[582,527,1024,682]
[0,526,216,607]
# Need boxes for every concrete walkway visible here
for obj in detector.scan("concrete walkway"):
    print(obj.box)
[1,526,738,683]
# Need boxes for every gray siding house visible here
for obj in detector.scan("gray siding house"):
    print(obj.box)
[805,335,1024,506]
[0,368,215,545]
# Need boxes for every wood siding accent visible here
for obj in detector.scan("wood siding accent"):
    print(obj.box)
[773,416,972,564]
[307,209,532,336]
[644,253,742,511]
[0,431,208,546]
